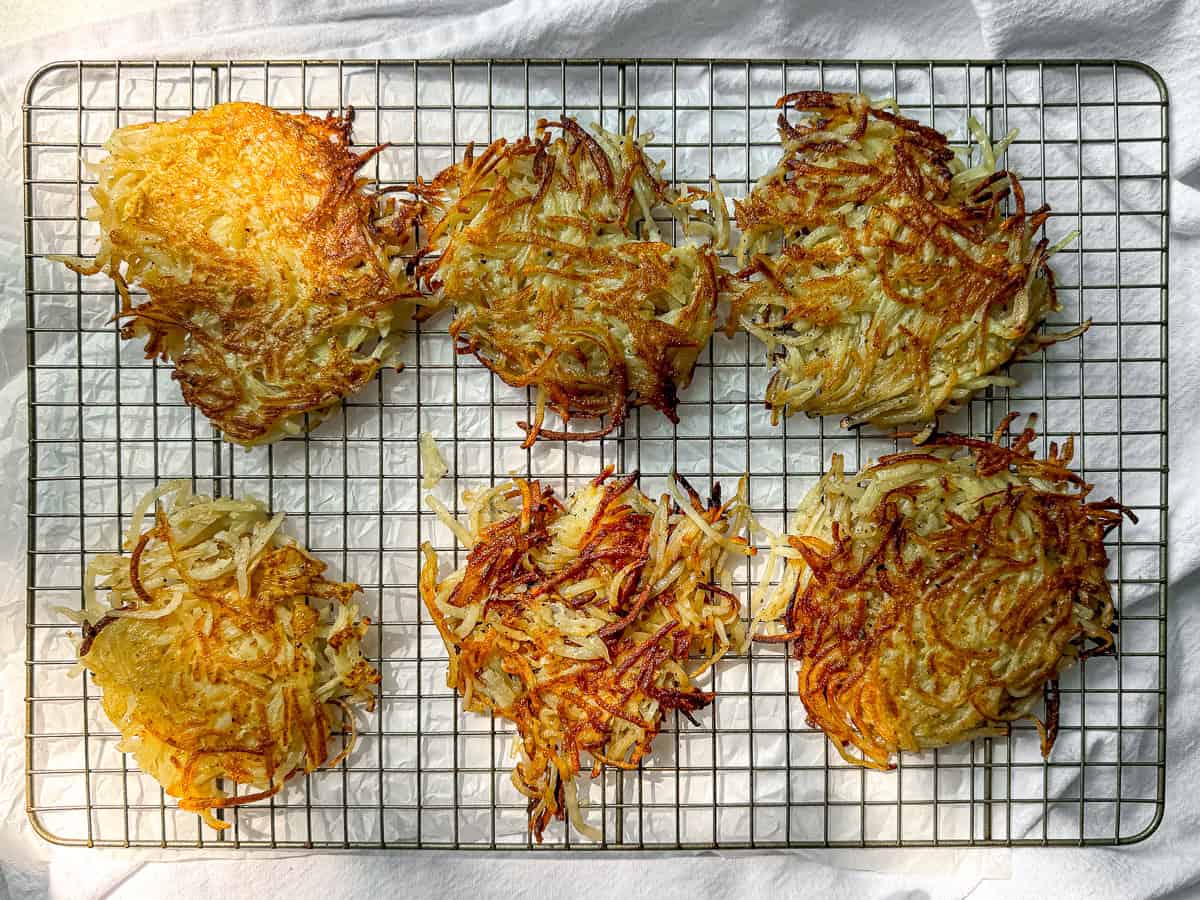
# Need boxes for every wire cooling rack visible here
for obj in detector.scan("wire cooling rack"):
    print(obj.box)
[23,58,1168,849]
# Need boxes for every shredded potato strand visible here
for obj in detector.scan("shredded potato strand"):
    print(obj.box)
[733,92,1084,429]
[753,415,1129,768]
[420,471,750,840]
[416,118,724,445]
[74,481,381,829]
[419,431,450,488]
[54,102,426,446]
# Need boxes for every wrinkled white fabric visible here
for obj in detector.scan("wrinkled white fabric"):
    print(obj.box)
[0,1,1197,898]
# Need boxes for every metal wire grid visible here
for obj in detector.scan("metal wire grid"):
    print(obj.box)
[22,58,1168,850]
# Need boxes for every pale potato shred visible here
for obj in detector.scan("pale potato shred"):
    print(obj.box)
[753,415,1131,769]
[416,117,726,445]
[420,471,753,840]
[70,482,380,829]
[55,102,425,445]
[733,91,1085,429]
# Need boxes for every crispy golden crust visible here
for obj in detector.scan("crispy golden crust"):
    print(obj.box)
[59,102,422,445]
[754,415,1128,768]
[76,484,380,829]
[734,92,1082,429]
[420,471,750,840]
[416,119,721,445]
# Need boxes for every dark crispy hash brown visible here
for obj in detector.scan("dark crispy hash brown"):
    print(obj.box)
[56,102,424,445]
[70,482,380,829]
[753,415,1129,768]
[420,470,752,840]
[415,117,724,445]
[733,91,1084,429]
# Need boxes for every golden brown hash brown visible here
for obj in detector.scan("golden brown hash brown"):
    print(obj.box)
[57,102,423,446]
[416,117,722,445]
[733,91,1084,429]
[753,414,1129,769]
[73,482,380,829]
[420,470,752,840]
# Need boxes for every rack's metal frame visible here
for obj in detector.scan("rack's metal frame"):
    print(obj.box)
[23,58,1169,849]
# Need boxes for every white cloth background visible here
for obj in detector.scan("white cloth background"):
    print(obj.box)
[0,1,1197,897]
